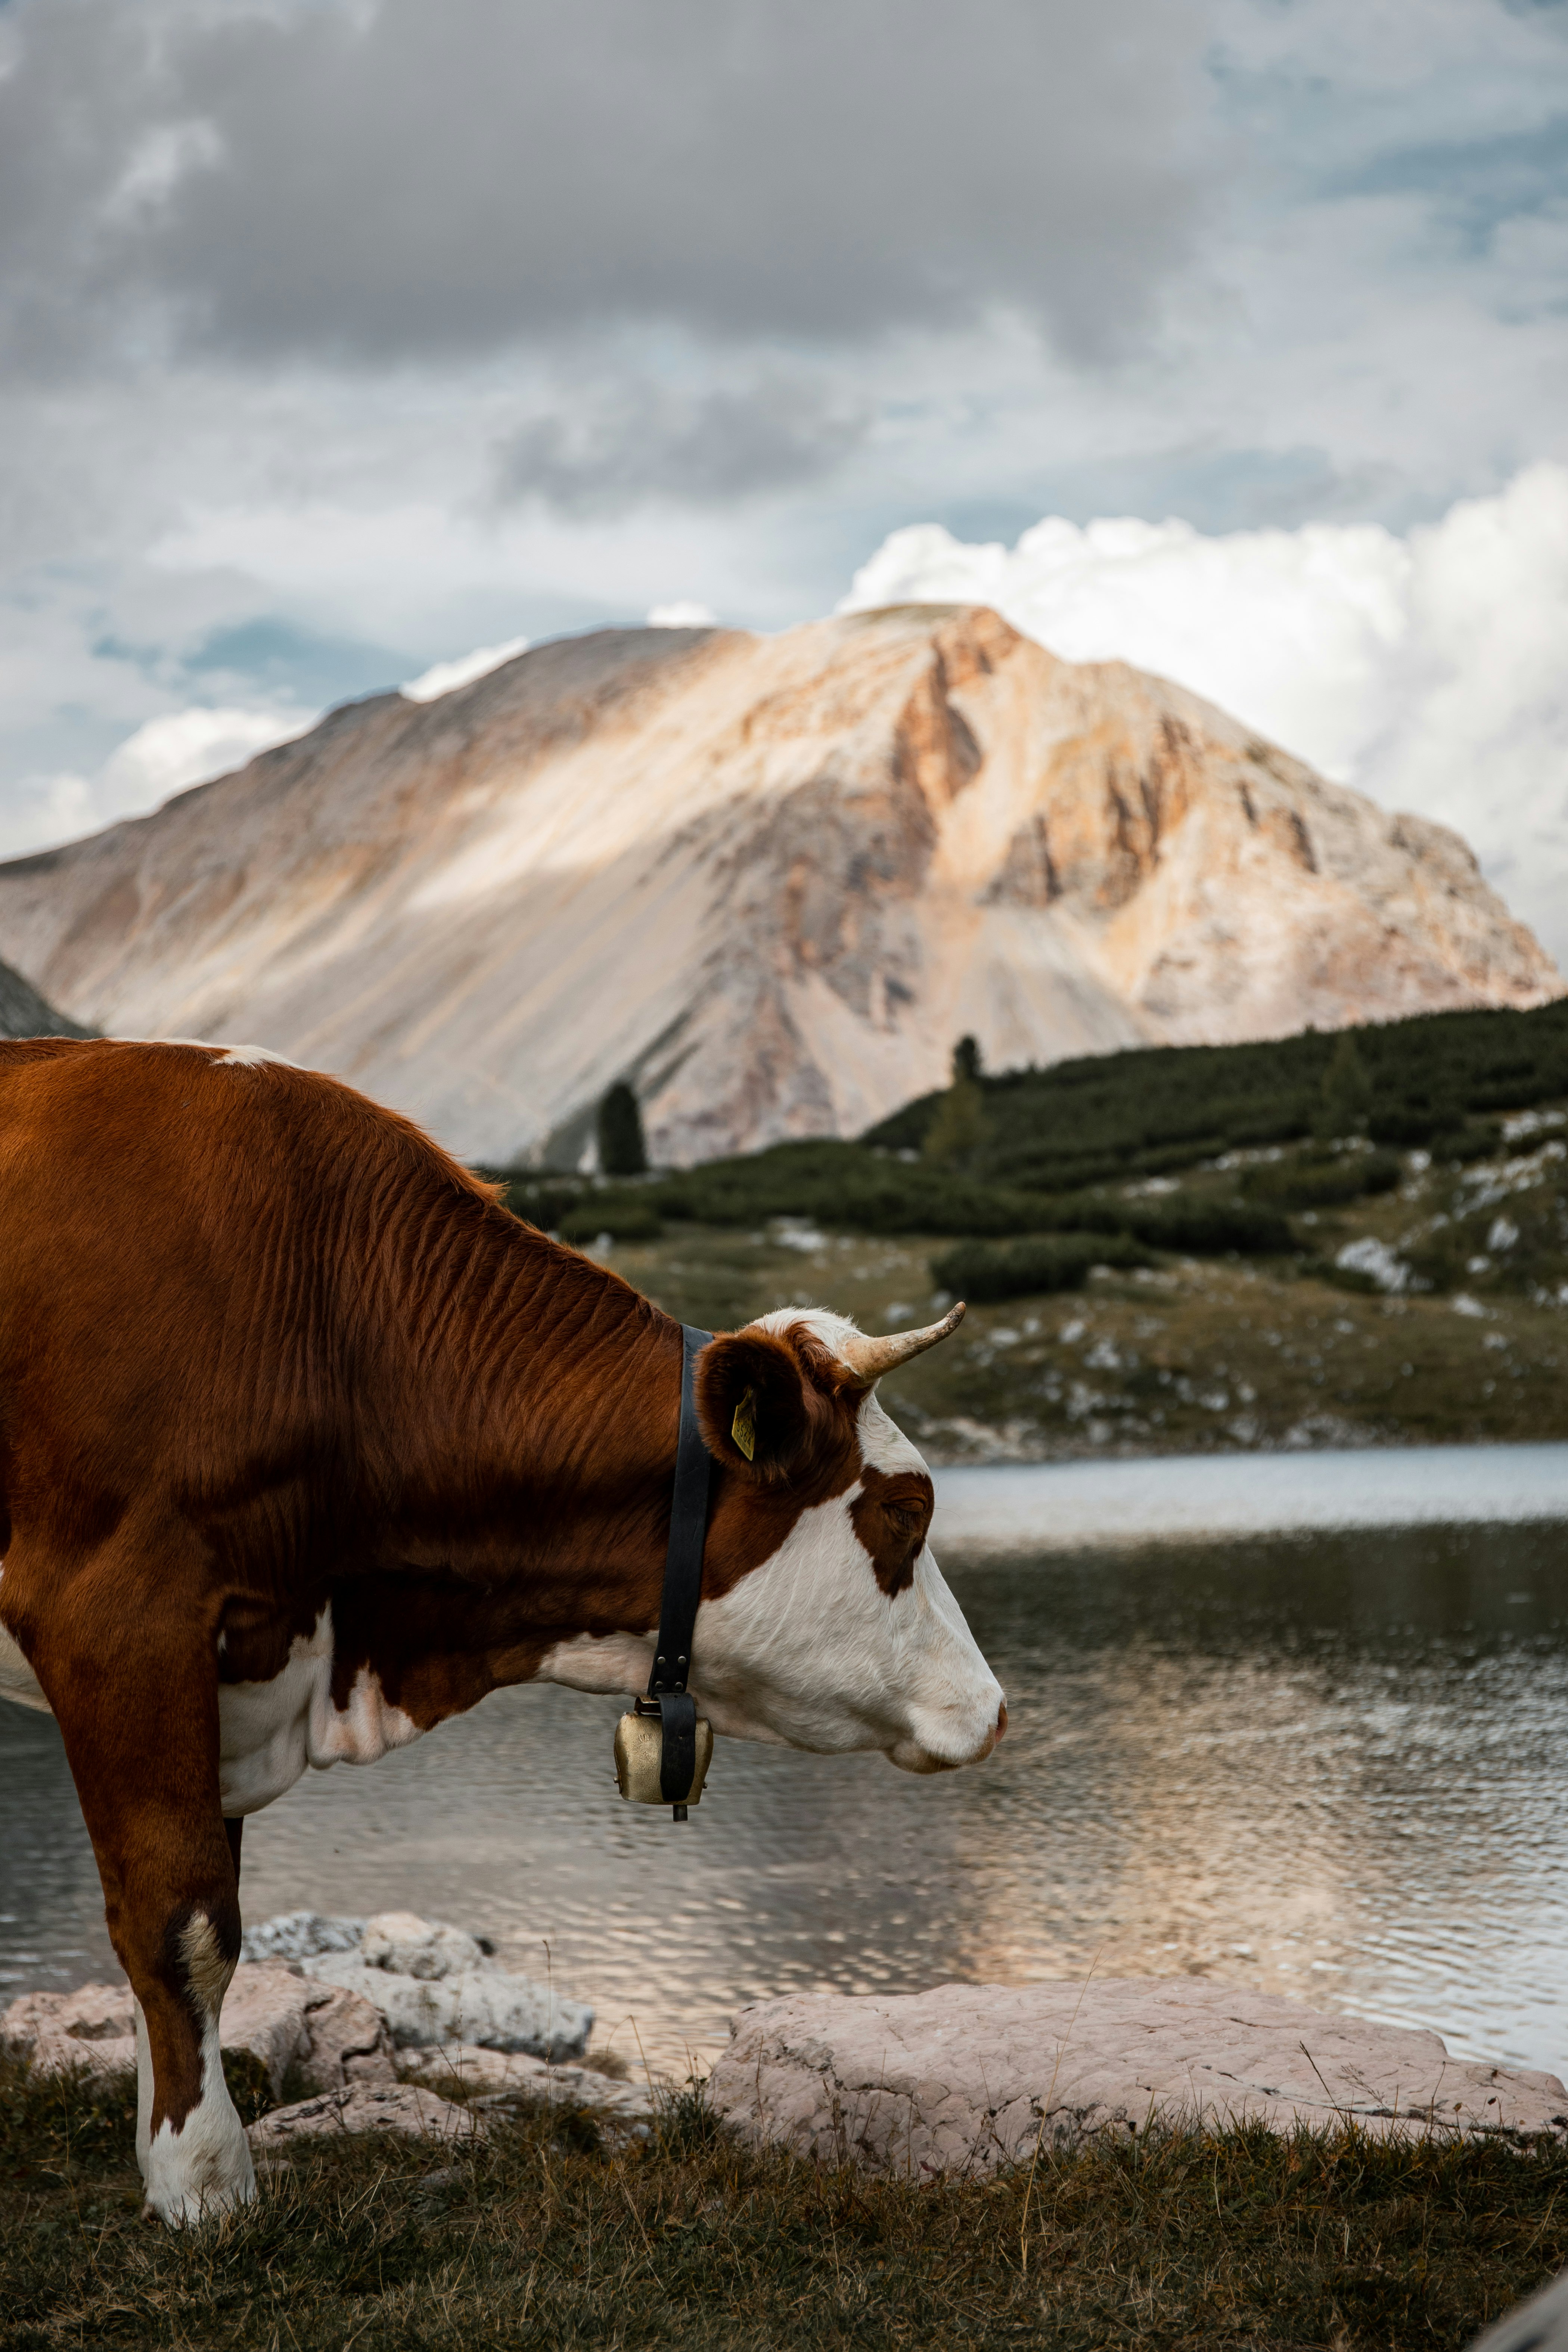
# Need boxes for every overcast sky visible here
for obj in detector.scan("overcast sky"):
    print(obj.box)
[1,0,1566,958]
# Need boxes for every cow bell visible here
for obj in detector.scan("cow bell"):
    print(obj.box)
[615,1700,713,1817]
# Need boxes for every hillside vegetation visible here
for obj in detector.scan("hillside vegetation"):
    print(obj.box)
[490,1000,1568,1461]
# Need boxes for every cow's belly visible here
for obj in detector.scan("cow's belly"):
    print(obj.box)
[0,1591,424,1810]
[218,1603,425,1816]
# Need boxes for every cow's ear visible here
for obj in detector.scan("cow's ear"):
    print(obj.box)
[694,1328,830,1480]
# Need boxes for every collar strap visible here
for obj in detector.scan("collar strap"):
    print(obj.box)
[641,1324,714,1807]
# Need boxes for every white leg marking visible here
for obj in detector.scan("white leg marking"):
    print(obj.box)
[140,1917,254,2227]
[142,2009,255,2225]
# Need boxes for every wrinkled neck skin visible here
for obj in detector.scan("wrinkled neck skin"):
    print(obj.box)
[351,1196,684,1595]
[343,1204,1002,1775]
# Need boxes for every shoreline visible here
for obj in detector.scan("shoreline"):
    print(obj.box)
[930,1440,1568,1553]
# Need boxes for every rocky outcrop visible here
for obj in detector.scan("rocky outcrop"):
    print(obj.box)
[1472,2268,1568,2351]
[0,949,91,1039]
[264,1909,594,2063]
[400,2044,654,2129]
[1,1965,394,2100]
[0,610,1555,1165]
[247,2081,483,2151]
[4,1908,627,2157]
[707,1981,1568,2177]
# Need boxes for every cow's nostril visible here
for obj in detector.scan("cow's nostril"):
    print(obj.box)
[995,1700,1008,1743]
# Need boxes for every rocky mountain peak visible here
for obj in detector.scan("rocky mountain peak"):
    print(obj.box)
[0,606,1556,1165]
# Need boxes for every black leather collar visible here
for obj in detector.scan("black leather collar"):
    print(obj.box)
[640,1323,714,1811]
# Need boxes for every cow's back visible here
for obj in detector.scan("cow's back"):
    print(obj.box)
[0,1037,501,1584]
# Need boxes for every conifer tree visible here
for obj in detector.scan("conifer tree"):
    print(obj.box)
[597,1081,648,1176]
[1316,1032,1372,1139]
[923,1037,987,1170]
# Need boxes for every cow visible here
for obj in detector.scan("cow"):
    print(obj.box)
[0,1037,1005,2224]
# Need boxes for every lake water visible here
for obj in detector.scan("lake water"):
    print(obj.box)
[5,1446,1568,2083]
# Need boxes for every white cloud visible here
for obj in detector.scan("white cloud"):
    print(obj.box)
[646,602,718,629]
[401,635,530,702]
[3,704,314,857]
[842,464,1568,968]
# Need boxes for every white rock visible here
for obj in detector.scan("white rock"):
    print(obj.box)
[1470,2267,1568,2351]
[302,1952,591,2063]
[400,2042,654,2125]
[358,1911,487,1980]
[0,1982,137,2078]
[707,1981,1568,2178]
[1,1964,395,2100]
[1335,1235,1410,1292]
[239,1911,365,1964]
[246,2081,484,2150]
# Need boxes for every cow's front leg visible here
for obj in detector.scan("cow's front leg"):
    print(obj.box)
[33,1587,254,2224]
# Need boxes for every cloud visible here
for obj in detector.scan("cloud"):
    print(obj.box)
[0,0,1565,930]
[648,603,718,629]
[4,704,314,857]
[402,636,531,702]
[842,465,1568,968]
[496,376,872,512]
[0,0,1213,370]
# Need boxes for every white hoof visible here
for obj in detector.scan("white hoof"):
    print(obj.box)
[139,2006,257,2226]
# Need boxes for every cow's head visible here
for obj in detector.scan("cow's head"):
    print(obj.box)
[687,1305,1006,1774]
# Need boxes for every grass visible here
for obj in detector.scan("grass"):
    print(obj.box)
[4,2055,1567,2349]
[561,1115,1568,1461]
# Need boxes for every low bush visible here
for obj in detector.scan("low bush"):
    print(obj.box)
[558,1199,664,1245]
[1369,1102,1462,1148]
[866,998,1568,1187]
[1241,1150,1402,1212]
[648,1144,1072,1240]
[1117,1199,1299,1255]
[931,1233,1158,1302]
[1435,1121,1506,1164]
[491,1178,589,1232]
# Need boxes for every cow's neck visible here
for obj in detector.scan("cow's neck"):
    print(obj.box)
[361,1196,686,1597]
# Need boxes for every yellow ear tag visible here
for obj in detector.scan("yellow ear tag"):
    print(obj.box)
[732,1387,757,1462]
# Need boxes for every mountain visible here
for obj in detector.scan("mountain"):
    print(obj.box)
[0,606,1557,1166]
[0,950,93,1040]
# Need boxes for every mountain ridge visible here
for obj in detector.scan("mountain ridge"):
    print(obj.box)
[0,605,1556,1165]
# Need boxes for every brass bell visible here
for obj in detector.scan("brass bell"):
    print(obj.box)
[614,1707,713,1809]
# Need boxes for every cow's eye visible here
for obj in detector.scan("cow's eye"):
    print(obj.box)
[885,1502,926,1538]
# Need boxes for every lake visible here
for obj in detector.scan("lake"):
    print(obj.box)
[5,1445,1568,2082]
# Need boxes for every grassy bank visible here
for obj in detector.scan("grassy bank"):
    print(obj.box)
[3,2058,1566,2349]
[553,1142,1568,1461]
[488,1003,1568,1461]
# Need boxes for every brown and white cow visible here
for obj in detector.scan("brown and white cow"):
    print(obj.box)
[0,1037,1004,2222]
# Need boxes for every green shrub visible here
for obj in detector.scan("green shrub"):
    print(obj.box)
[863,999,1568,1183]
[1242,1150,1401,1211]
[597,1081,648,1177]
[498,1179,589,1231]
[558,1198,664,1245]
[1368,1101,1462,1147]
[1315,1033,1373,1138]
[1435,1121,1505,1163]
[1119,1198,1298,1254]
[930,1233,1157,1302]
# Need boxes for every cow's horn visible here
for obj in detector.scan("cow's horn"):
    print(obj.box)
[835,1301,966,1387]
